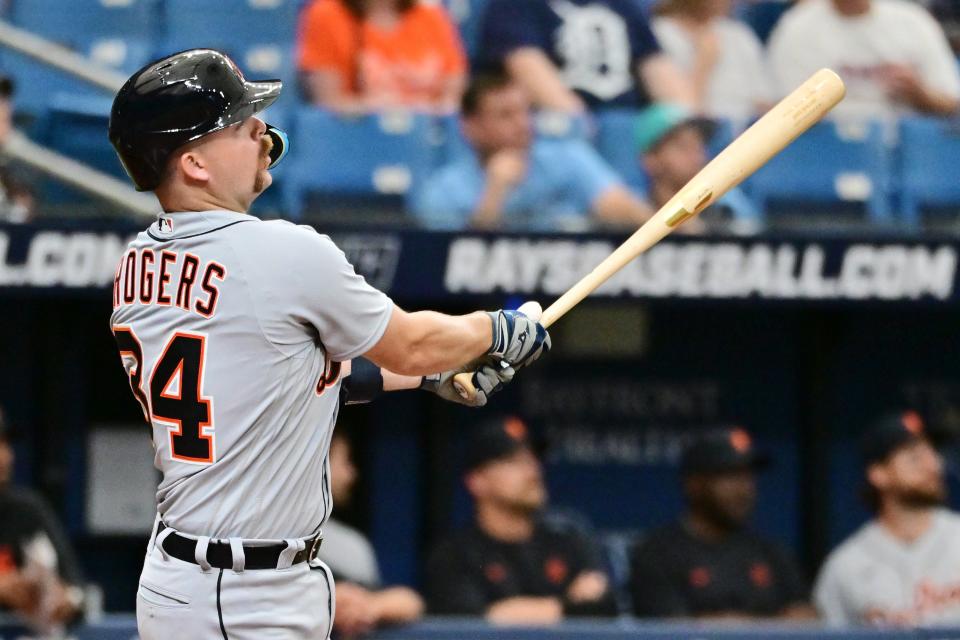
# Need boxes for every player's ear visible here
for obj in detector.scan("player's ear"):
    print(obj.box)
[178,149,210,184]
[464,469,485,498]
[866,463,890,493]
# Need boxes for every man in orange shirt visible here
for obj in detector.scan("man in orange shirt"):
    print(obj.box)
[298,0,467,112]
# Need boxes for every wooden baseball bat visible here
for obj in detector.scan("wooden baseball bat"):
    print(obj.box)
[454,68,846,402]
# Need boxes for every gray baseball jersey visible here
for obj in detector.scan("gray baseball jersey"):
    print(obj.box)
[110,210,392,540]
[814,509,960,626]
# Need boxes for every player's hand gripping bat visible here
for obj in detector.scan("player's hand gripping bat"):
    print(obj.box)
[453,68,846,402]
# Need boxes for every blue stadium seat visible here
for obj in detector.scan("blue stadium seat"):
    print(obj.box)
[161,0,301,107]
[441,0,490,58]
[898,116,960,226]
[281,109,433,218]
[44,94,124,179]
[3,0,159,115]
[595,110,649,192]
[748,120,892,223]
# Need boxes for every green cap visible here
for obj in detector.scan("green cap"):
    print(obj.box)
[634,103,715,154]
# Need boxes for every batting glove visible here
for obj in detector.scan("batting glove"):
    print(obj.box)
[486,308,551,369]
[421,356,515,408]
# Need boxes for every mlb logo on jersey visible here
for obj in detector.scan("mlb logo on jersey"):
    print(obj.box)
[159,217,174,233]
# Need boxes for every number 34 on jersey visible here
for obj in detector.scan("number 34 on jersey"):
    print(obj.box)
[112,326,216,465]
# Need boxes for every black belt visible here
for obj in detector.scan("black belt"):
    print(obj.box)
[157,522,322,570]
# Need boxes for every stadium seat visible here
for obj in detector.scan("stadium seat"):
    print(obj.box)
[739,0,793,42]
[3,0,159,115]
[898,116,960,226]
[281,108,433,219]
[44,94,124,180]
[441,0,490,58]
[748,120,892,223]
[161,0,301,107]
[595,110,649,192]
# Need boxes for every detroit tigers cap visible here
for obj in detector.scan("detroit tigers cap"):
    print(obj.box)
[861,410,930,466]
[680,427,770,476]
[464,416,536,472]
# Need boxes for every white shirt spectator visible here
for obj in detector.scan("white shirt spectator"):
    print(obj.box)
[317,518,381,588]
[653,16,772,124]
[768,0,960,124]
[814,509,960,627]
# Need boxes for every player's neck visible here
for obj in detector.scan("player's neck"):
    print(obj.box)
[475,504,535,543]
[684,511,737,543]
[877,504,936,544]
[157,185,250,215]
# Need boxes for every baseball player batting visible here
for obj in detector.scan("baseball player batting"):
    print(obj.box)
[107,49,550,640]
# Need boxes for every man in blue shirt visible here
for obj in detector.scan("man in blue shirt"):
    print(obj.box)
[412,72,653,231]
[636,103,760,231]
[478,0,692,112]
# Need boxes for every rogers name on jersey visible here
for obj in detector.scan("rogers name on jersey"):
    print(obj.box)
[444,238,958,302]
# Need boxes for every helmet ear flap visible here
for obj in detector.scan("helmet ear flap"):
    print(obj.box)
[265,125,289,168]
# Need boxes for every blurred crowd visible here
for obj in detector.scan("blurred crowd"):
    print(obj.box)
[0,0,957,230]
[319,410,959,636]
[291,0,960,232]
[3,402,959,634]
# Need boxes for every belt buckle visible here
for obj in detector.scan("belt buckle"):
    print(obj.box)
[307,535,323,562]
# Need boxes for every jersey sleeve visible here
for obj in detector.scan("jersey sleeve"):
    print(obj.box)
[912,6,960,99]
[764,540,809,608]
[625,3,662,63]
[629,535,690,617]
[813,553,856,626]
[559,530,619,617]
[423,538,491,615]
[19,490,84,587]
[558,140,621,212]
[478,0,551,64]
[252,223,394,362]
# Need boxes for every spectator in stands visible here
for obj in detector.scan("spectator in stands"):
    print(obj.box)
[0,406,83,631]
[0,76,36,224]
[425,416,618,623]
[635,103,759,231]
[297,0,467,113]
[477,0,693,113]
[412,72,653,231]
[319,430,423,637]
[651,0,772,124]
[768,0,960,123]
[630,427,813,619]
[814,411,960,626]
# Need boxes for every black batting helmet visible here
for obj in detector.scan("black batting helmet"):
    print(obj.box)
[108,48,289,191]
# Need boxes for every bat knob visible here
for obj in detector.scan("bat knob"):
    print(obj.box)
[453,372,476,402]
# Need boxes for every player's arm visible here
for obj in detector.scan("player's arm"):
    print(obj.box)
[364,305,549,378]
[363,306,492,376]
